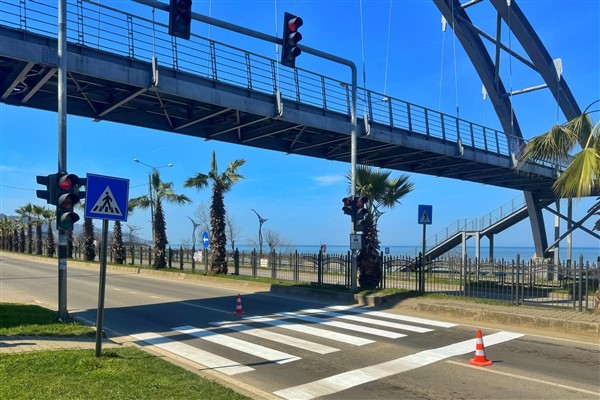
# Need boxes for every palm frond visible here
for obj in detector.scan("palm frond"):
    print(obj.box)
[563,113,593,148]
[184,173,209,189]
[517,124,578,168]
[552,147,599,198]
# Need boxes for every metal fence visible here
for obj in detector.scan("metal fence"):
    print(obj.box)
[0,0,568,170]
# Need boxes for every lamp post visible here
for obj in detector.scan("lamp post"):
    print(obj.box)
[133,159,173,245]
[251,209,267,255]
[187,216,200,270]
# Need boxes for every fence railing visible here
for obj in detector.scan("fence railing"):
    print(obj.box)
[0,0,568,172]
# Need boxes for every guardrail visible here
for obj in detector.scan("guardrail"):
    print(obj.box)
[0,0,562,165]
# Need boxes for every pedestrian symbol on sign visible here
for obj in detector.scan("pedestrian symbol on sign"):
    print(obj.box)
[418,204,433,225]
[90,186,122,217]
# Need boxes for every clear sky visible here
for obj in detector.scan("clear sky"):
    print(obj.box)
[1,0,599,253]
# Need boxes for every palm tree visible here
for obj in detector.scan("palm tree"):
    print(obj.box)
[32,204,47,255]
[130,170,191,269]
[518,109,599,199]
[111,221,126,264]
[349,165,414,289]
[518,106,600,306]
[41,208,56,257]
[15,203,35,254]
[184,151,246,275]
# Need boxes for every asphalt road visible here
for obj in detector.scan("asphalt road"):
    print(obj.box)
[2,254,599,400]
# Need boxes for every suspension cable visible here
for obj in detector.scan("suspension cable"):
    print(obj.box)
[383,0,393,96]
[359,0,367,113]
[439,16,446,112]
[451,0,460,120]
[274,0,280,91]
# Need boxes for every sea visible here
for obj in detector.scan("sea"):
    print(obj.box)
[195,244,599,264]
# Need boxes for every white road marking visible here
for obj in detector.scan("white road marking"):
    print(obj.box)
[299,308,433,333]
[277,311,406,339]
[446,360,600,396]
[210,322,340,354]
[274,331,524,400]
[242,316,375,346]
[328,305,457,328]
[150,295,160,299]
[173,325,301,364]
[131,332,253,376]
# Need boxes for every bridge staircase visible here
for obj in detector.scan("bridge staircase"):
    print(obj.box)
[410,195,554,260]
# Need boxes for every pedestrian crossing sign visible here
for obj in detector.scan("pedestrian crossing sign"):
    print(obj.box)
[418,204,433,225]
[84,174,130,221]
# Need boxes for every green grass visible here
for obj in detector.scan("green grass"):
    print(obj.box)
[0,347,249,400]
[0,303,95,337]
[0,303,250,400]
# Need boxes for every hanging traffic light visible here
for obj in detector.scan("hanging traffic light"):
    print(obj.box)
[36,174,57,205]
[56,173,84,231]
[281,12,303,68]
[342,197,353,216]
[168,0,192,40]
[354,196,369,232]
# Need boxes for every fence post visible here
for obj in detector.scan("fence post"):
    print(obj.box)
[252,249,257,278]
[179,246,184,270]
[379,252,385,289]
[168,247,172,268]
[317,250,323,285]
[294,250,299,283]
[578,254,584,311]
[234,248,240,275]
[271,250,277,279]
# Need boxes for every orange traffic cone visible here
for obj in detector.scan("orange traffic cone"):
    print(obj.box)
[234,293,245,314]
[470,329,493,366]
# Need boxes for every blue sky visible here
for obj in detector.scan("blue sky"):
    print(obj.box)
[1,0,599,253]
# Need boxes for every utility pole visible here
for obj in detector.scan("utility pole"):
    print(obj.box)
[57,0,68,321]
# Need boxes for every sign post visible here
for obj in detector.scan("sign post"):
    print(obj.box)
[85,174,129,357]
[418,205,433,292]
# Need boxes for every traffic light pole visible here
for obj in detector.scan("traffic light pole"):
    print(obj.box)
[133,0,359,290]
[57,0,69,321]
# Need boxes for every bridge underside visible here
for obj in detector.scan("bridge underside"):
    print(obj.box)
[0,26,562,199]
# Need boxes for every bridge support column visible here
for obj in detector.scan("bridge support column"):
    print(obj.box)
[525,192,549,259]
[488,235,494,261]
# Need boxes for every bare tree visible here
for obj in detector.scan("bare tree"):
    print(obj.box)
[193,201,211,236]
[264,229,289,253]
[226,213,242,253]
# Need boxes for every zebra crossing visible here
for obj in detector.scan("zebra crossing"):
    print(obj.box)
[131,305,457,376]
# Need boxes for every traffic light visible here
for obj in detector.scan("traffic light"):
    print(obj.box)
[36,174,57,205]
[56,173,84,231]
[353,196,369,232]
[168,0,192,40]
[281,12,303,68]
[342,197,353,216]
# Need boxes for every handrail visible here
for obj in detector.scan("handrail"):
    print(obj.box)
[0,0,568,172]
[408,194,528,257]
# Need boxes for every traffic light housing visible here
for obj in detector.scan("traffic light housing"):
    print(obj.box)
[353,196,369,232]
[36,174,57,205]
[342,197,353,216]
[56,173,85,231]
[168,0,192,40]
[281,12,303,68]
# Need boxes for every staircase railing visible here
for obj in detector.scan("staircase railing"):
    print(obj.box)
[409,195,527,257]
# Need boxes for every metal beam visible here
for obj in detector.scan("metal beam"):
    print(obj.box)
[1,61,34,99]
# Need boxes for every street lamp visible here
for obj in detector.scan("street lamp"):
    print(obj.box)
[187,216,200,270]
[133,158,173,244]
[251,209,267,255]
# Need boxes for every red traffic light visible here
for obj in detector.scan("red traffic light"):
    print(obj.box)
[287,16,303,32]
[355,196,367,208]
[342,197,352,206]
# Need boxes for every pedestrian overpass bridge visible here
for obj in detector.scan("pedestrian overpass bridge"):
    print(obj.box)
[0,0,595,258]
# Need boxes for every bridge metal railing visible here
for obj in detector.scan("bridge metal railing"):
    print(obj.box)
[408,194,527,257]
[1,0,562,168]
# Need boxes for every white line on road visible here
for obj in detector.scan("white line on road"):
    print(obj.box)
[210,322,340,354]
[328,305,457,328]
[299,308,434,333]
[277,311,407,339]
[173,325,301,364]
[273,331,524,400]
[131,332,254,376]
[242,316,375,346]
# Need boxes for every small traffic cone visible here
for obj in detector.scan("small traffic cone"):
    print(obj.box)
[234,293,245,314]
[470,329,493,366]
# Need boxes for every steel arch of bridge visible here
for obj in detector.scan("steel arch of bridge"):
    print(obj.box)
[433,0,584,258]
